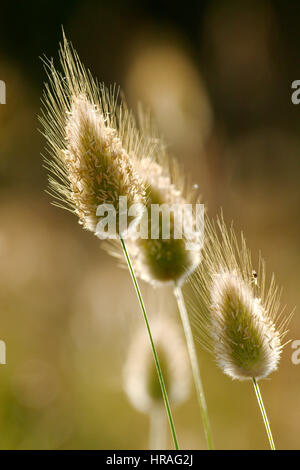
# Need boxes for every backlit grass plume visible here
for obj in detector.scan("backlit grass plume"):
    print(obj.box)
[124,316,190,449]
[127,113,201,287]
[191,214,291,449]
[40,36,145,236]
[210,269,281,380]
[39,33,179,449]
[106,113,201,286]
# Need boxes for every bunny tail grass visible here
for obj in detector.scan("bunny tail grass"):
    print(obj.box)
[120,234,179,450]
[174,286,214,450]
[252,378,275,450]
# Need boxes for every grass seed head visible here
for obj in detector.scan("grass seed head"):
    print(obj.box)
[191,215,289,381]
[118,109,203,287]
[123,316,191,413]
[40,34,145,236]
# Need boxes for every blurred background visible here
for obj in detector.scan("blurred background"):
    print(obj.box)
[0,0,299,450]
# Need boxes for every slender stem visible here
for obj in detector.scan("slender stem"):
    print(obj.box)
[149,406,167,450]
[120,234,179,450]
[174,285,214,450]
[252,378,275,450]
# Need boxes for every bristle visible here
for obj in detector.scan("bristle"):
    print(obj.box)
[191,215,288,381]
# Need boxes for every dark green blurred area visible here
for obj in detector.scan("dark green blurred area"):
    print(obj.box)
[0,0,299,449]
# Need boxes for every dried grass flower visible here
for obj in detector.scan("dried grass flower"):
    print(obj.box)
[124,316,191,414]
[39,34,145,236]
[106,110,202,287]
[191,214,291,381]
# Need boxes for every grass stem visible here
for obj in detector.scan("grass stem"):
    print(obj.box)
[252,377,276,450]
[174,285,214,450]
[120,234,179,450]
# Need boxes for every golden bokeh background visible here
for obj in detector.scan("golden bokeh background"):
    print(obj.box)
[0,0,299,449]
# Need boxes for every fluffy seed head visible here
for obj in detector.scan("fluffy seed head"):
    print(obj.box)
[128,154,202,287]
[210,269,281,379]
[40,34,145,235]
[104,108,202,287]
[123,316,191,414]
[191,215,290,381]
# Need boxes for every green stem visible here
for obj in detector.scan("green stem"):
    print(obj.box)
[120,234,179,450]
[252,377,275,450]
[174,285,214,450]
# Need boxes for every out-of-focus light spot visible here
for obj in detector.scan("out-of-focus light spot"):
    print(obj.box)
[125,36,213,162]
[12,359,60,409]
